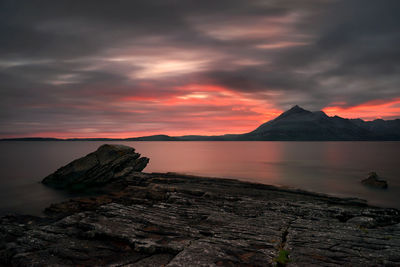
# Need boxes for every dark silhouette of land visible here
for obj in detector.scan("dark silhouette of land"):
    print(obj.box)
[3,106,400,141]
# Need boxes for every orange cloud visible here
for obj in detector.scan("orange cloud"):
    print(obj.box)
[98,83,282,138]
[255,41,309,50]
[323,98,400,120]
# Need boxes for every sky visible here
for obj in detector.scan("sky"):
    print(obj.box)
[1,0,400,138]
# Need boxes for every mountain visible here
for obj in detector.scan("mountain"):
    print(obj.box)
[350,118,400,140]
[241,105,384,141]
[2,106,400,141]
[116,107,400,141]
[144,105,400,141]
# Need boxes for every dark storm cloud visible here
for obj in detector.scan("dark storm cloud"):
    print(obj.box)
[1,0,400,137]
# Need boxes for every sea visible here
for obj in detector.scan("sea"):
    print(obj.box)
[0,141,399,216]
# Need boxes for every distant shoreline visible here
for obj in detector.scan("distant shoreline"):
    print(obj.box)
[2,137,400,141]
[2,106,400,141]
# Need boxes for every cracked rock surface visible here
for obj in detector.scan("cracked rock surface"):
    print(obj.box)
[1,173,399,266]
[1,145,399,266]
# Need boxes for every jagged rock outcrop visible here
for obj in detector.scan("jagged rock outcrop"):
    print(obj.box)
[42,144,149,191]
[362,171,388,189]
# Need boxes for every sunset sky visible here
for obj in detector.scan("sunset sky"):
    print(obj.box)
[1,0,400,138]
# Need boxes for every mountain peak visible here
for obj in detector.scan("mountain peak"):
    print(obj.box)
[268,105,312,123]
[282,105,310,115]
[287,105,306,112]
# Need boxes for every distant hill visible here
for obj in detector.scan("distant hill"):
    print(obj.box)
[126,135,180,141]
[2,106,400,141]
[240,105,400,141]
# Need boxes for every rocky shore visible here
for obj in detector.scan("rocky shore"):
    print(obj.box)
[1,145,400,266]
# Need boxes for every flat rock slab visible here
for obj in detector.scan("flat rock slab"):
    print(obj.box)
[1,172,400,266]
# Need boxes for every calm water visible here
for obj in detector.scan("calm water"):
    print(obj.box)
[0,141,399,215]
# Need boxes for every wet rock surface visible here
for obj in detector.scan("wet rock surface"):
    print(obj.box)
[361,172,388,189]
[1,146,400,266]
[1,173,399,266]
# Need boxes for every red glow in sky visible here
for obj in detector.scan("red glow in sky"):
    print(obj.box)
[2,1,400,138]
[323,98,400,121]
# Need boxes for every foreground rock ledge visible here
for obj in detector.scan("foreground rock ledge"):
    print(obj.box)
[1,147,400,266]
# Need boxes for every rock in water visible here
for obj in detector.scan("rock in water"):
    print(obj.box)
[361,172,388,189]
[42,144,149,191]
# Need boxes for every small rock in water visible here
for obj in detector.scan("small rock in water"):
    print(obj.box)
[361,172,388,189]
[42,144,149,191]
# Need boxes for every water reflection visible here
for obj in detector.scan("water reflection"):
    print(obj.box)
[0,141,399,215]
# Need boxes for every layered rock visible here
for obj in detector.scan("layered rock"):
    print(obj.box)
[1,146,399,266]
[42,144,149,191]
